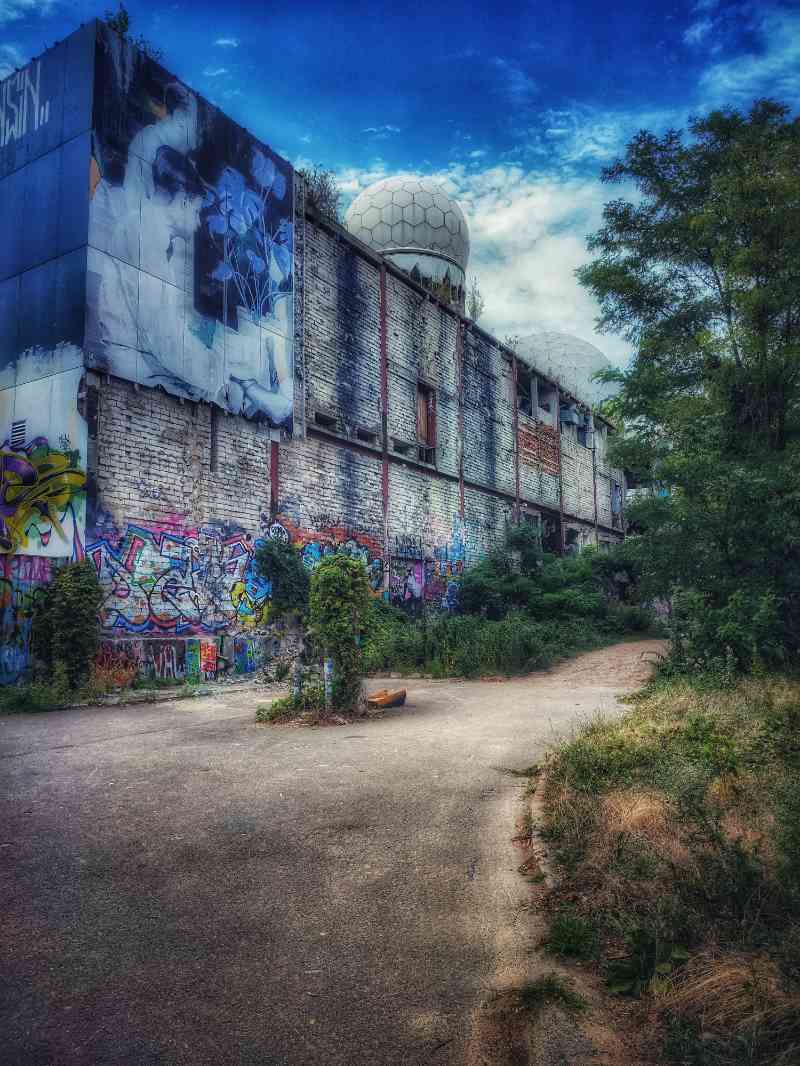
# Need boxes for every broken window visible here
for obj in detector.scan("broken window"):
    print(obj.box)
[516,366,533,417]
[537,380,557,424]
[417,382,436,464]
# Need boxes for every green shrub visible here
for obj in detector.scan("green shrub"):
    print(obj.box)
[31,560,103,690]
[309,555,371,709]
[256,684,327,722]
[254,538,309,619]
[544,908,599,959]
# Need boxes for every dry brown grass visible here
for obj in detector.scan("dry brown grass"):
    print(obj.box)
[598,789,694,870]
[665,951,800,1052]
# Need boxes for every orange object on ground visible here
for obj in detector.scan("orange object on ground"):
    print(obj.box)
[366,688,407,708]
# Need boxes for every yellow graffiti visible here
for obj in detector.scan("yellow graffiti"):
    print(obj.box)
[0,443,86,555]
[230,579,269,627]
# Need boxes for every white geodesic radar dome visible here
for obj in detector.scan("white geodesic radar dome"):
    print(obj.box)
[517,332,619,407]
[344,176,470,283]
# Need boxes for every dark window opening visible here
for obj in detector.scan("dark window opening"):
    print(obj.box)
[417,382,436,464]
[392,438,413,456]
[565,527,580,555]
[356,427,378,445]
[517,367,533,417]
[314,411,337,430]
[538,380,557,422]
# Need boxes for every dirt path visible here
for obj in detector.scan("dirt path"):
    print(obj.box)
[0,640,664,1066]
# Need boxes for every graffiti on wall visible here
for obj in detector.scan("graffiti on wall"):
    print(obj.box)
[0,369,88,559]
[0,60,52,149]
[275,516,385,593]
[0,437,85,557]
[86,24,294,430]
[0,555,51,684]
[88,520,270,635]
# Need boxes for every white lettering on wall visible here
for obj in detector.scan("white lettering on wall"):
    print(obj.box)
[0,62,50,149]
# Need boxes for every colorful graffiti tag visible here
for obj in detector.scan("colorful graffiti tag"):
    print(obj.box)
[0,555,52,684]
[0,437,86,557]
[88,521,270,635]
[275,517,385,593]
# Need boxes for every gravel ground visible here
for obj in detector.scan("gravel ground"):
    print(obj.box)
[0,640,664,1066]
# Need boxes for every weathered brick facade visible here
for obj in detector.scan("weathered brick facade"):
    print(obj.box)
[0,25,624,685]
[82,202,624,681]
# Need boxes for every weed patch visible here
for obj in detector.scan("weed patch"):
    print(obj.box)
[536,674,800,1064]
[517,973,586,1014]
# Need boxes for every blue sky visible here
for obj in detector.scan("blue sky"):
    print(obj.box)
[2,0,799,363]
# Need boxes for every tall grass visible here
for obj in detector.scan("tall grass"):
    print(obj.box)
[538,675,800,1064]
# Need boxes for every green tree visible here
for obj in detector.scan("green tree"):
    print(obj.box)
[580,99,800,668]
[308,555,371,709]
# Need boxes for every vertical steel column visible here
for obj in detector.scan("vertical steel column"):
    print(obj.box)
[380,264,390,595]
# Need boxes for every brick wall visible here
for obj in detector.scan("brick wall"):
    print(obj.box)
[83,208,624,677]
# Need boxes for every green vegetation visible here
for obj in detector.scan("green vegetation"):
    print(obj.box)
[309,554,371,710]
[254,538,309,620]
[539,676,800,1063]
[362,525,656,678]
[31,560,103,692]
[579,99,800,676]
[516,973,586,1014]
[525,98,800,1063]
[256,684,327,723]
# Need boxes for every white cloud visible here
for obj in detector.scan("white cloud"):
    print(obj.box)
[299,133,312,143]
[697,6,800,106]
[203,67,227,77]
[469,149,487,158]
[0,0,56,25]
[491,56,538,103]
[0,42,26,78]
[362,124,401,137]
[683,17,714,45]
[214,37,239,47]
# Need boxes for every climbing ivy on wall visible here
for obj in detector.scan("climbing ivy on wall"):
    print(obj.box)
[254,538,309,620]
[308,555,371,710]
[32,561,103,690]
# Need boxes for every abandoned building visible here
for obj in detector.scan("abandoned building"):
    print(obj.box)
[0,20,625,685]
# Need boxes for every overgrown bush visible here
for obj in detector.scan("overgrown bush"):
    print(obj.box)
[308,554,371,709]
[31,560,103,690]
[361,525,655,678]
[538,674,800,1064]
[254,538,309,619]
